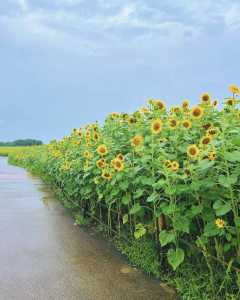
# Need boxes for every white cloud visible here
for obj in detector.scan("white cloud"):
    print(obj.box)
[0,11,98,55]
[223,3,240,30]
[172,0,240,30]
[0,1,199,50]
[17,0,29,12]
[114,3,136,22]
[2,0,239,55]
[54,0,84,6]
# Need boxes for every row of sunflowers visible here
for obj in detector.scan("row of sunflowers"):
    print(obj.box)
[10,84,240,297]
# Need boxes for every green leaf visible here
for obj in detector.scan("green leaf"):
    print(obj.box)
[204,222,219,237]
[122,194,131,205]
[223,244,231,253]
[197,159,215,171]
[153,179,166,189]
[140,177,155,186]
[190,204,203,217]
[122,214,128,224]
[160,203,176,215]
[119,181,129,191]
[213,200,232,216]
[224,151,240,162]
[231,137,240,146]
[159,230,175,247]
[175,184,191,195]
[167,248,185,271]
[134,223,146,239]
[129,203,143,215]
[165,186,177,196]
[234,217,240,227]
[147,192,159,203]
[134,189,144,199]
[177,143,189,153]
[110,188,119,197]
[190,181,201,192]
[218,174,238,188]
[173,216,190,233]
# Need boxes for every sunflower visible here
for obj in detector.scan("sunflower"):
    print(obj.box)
[164,160,172,169]
[113,158,124,171]
[225,98,236,106]
[131,135,144,147]
[110,112,119,119]
[122,113,129,120]
[200,136,212,146]
[202,122,212,131]
[187,145,200,159]
[215,218,225,229]
[207,127,218,137]
[140,107,149,114]
[208,151,216,161]
[168,118,178,130]
[191,106,204,119]
[151,119,163,134]
[101,170,112,180]
[184,168,191,176]
[229,84,239,95]
[200,93,211,104]
[117,153,124,161]
[182,119,192,129]
[171,106,181,114]
[85,135,91,141]
[128,116,137,125]
[170,161,179,171]
[154,100,166,111]
[212,100,218,107]
[97,144,108,156]
[83,150,92,159]
[92,124,98,131]
[96,158,107,169]
[86,131,91,138]
[93,133,100,141]
[182,99,190,109]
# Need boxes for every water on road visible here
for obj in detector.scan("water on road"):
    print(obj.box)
[0,157,175,300]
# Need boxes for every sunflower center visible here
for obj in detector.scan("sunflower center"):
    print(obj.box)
[202,137,210,144]
[193,108,201,116]
[190,148,197,155]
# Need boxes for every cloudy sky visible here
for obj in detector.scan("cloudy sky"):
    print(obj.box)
[0,0,239,142]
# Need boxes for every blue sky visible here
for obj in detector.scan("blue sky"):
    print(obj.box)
[0,0,239,142]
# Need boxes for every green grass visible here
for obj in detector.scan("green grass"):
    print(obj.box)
[0,146,29,156]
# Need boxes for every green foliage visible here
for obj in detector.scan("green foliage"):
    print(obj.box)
[8,88,240,299]
[167,248,185,271]
[0,139,43,147]
[74,213,89,226]
[134,223,146,239]
[115,236,160,277]
[0,146,30,156]
[159,230,175,247]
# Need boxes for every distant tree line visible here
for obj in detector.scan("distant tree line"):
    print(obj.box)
[0,139,43,146]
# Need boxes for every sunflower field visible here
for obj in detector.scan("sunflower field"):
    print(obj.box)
[9,85,240,299]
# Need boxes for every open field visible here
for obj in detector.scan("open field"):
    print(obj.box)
[0,147,29,157]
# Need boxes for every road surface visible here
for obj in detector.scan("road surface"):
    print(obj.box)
[0,157,175,300]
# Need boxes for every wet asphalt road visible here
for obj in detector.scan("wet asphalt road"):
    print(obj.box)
[0,157,174,300]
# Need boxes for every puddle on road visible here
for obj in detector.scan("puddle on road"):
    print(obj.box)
[0,157,176,300]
